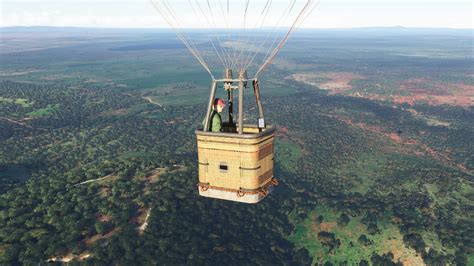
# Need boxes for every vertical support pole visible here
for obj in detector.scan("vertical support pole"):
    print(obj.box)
[203,80,217,132]
[252,80,265,123]
[238,79,244,135]
[224,68,234,125]
[228,89,234,124]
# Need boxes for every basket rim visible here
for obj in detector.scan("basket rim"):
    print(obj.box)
[195,124,275,139]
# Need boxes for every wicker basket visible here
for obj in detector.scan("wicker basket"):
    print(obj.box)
[195,125,278,203]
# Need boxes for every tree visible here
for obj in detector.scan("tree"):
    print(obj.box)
[338,213,350,226]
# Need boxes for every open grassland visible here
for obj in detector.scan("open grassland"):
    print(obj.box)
[275,139,304,171]
[289,205,426,265]
[26,103,60,118]
[0,97,33,107]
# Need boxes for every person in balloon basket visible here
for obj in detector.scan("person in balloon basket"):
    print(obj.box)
[203,98,225,132]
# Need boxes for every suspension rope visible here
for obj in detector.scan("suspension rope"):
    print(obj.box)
[256,0,297,75]
[187,0,227,69]
[243,0,289,71]
[296,0,321,28]
[152,0,214,78]
[235,0,250,70]
[227,0,231,66]
[240,0,273,70]
[151,0,319,80]
[245,0,296,71]
[191,0,228,69]
[218,0,234,70]
[255,0,317,78]
[228,1,239,71]
[205,1,230,69]
[235,0,270,71]
[164,0,212,73]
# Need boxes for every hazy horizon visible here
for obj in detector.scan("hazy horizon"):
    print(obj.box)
[2,25,473,30]
[2,0,472,29]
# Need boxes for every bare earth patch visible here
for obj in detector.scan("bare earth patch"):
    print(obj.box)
[75,174,116,186]
[391,80,472,107]
[332,115,472,175]
[294,73,473,107]
[0,70,41,76]
[137,208,152,234]
[143,96,163,108]
[97,214,112,223]
[0,117,33,128]
[139,167,169,183]
[319,222,337,232]
[382,238,425,266]
[390,79,474,106]
[387,133,402,143]
[83,227,121,246]
[291,72,364,94]
[47,253,91,263]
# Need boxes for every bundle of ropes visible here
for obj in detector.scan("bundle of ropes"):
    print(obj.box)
[150,0,319,80]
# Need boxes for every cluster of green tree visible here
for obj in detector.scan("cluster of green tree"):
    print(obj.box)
[0,80,312,264]
[265,83,472,263]
[410,103,474,169]
[0,79,472,264]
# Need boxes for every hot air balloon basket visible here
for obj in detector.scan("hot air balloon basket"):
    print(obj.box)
[195,125,277,203]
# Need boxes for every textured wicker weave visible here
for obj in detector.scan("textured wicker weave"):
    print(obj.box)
[195,125,276,203]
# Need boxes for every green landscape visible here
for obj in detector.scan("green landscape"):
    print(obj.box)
[0,27,473,265]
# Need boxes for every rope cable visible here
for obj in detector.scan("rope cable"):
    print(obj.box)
[228,1,240,71]
[243,0,291,71]
[163,1,205,62]
[218,0,234,71]
[235,0,250,70]
[151,0,319,79]
[257,0,297,71]
[255,0,315,78]
[241,0,272,70]
[246,0,296,72]
[236,0,269,70]
[296,0,321,28]
[187,0,227,69]
[204,0,231,69]
[195,0,231,70]
[153,0,214,78]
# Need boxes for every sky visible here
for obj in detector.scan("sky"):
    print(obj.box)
[1,0,473,29]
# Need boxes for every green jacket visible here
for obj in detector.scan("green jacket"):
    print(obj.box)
[202,110,222,132]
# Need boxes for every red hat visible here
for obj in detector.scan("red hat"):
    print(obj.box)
[214,98,225,107]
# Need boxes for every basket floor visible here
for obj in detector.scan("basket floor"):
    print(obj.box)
[198,188,270,204]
